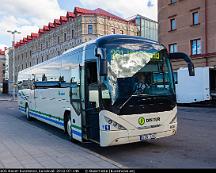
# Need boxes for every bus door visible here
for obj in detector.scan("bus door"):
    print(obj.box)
[70,65,83,142]
[84,61,100,143]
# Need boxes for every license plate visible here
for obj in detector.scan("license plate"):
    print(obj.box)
[140,134,156,141]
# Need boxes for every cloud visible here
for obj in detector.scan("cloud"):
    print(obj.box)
[79,0,158,21]
[0,0,66,45]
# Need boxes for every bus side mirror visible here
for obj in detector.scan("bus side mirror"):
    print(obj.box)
[169,52,195,76]
[96,48,108,76]
[95,48,103,57]
[100,59,108,76]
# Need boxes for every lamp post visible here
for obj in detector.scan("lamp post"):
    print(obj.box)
[7,30,21,101]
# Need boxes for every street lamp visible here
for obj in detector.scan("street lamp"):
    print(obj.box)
[7,30,21,101]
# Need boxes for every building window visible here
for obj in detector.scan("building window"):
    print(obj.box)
[29,62,31,67]
[26,63,27,68]
[170,18,176,31]
[37,58,39,64]
[22,64,23,70]
[170,0,177,4]
[169,43,178,53]
[41,44,43,51]
[64,33,67,42]
[46,41,48,48]
[88,25,93,34]
[120,30,124,34]
[58,36,60,44]
[111,28,115,34]
[72,30,74,38]
[191,39,201,55]
[42,56,44,62]
[29,50,32,57]
[192,12,199,25]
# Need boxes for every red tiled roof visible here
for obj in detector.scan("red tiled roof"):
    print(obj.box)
[38,29,44,34]
[0,49,5,55]
[54,19,61,26]
[43,25,50,31]
[74,7,127,22]
[31,33,39,38]
[27,35,32,40]
[67,12,75,18]
[48,22,55,29]
[23,38,28,43]
[60,16,67,23]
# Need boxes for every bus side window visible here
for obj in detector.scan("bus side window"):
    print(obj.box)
[69,51,82,115]
[174,72,178,84]
[70,81,81,115]
[86,61,99,109]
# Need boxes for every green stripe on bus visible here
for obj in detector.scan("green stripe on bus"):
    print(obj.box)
[30,109,64,121]
[71,124,82,130]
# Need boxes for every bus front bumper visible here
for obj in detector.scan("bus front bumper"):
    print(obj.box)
[99,123,177,147]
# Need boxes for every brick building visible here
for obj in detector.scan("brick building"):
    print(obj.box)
[158,0,216,70]
[8,7,137,94]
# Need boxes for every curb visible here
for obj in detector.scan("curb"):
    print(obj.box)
[0,99,17,102]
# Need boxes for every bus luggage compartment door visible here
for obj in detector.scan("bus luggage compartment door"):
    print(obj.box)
[86,107,100,142]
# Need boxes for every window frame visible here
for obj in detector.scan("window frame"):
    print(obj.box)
[191,38,201,55]
[169,43,178,53]
[88,24,93,34]
[192,11,199,26]
[170,18,176,31]
[169,0,177,5]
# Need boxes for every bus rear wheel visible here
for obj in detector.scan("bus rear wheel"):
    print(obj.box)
[26,105,32,121]
[65,115,73,142]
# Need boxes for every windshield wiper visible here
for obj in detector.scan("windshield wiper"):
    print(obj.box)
[119,95,133,110]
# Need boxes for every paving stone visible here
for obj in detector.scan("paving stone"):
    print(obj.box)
[0,100,121,168]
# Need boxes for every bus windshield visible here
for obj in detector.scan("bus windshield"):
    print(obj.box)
[100,42,176,115]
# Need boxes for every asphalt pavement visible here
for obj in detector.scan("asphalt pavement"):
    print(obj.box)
[81,106,216,168]
[0,99,216,168]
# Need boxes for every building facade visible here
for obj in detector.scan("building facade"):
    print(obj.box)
[0,49,6,93]
[129,14,158,41]
[158,0,216,70]
[8,7,137,94]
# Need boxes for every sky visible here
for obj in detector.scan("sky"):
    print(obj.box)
[0,0,158,50]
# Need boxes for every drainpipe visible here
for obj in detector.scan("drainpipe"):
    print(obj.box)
[204,0,208,66]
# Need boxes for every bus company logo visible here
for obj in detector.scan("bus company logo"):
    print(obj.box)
[146,117,160,123]
[138,117,145,125]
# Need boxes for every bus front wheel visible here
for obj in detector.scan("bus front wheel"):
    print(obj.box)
[65,115,74,142]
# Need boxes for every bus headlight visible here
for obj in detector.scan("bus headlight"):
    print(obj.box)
[104,117,126,130]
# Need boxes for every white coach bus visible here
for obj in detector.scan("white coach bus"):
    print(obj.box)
[17,35,194,147]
